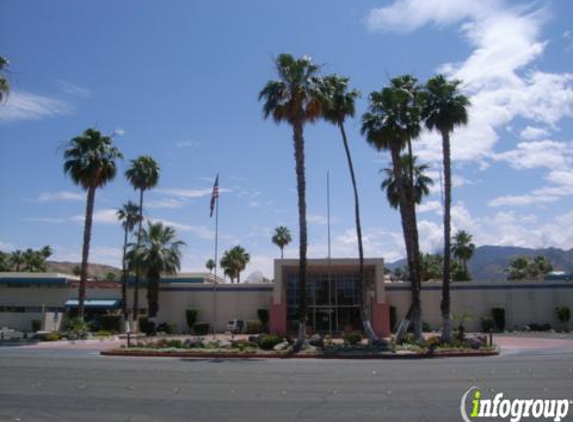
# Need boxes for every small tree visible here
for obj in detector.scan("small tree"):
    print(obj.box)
[257,309,270,331]
[186,308,199,331]
[555,306,571,332]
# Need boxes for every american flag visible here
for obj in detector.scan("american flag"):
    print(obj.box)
[210,174,219,217]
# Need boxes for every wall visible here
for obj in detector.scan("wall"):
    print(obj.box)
[386,280,573,331]
[157,284,274,332]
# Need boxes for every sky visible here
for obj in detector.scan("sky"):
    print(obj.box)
[1,0,572,279]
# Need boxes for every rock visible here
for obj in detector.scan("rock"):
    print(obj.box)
[248,335,259,343]
[273,341,290,351]
[309,334,323,347]
[217,339,232,348]
[468,338,484,350]
[184,339,203,348]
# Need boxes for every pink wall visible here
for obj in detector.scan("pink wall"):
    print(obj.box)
[269,301,287,335]
[371,300,391,338]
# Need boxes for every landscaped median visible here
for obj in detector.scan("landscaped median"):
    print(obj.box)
[100,333,500,359]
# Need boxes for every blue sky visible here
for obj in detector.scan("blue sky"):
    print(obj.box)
[1,0,572,278]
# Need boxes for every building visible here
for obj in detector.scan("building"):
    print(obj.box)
[1,258,573,334]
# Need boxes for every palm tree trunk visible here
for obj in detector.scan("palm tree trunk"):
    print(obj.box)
[121,226,129,320]
[339,122,378,343]
[78,186,96,321]
[281,247,284,260]
[147,271,159,319]
[391,147,423,342]
[293,120,308,347]
[133,189,144,324]
[441,129,453,342]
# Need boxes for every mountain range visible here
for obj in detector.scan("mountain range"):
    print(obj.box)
[386,245,573,281]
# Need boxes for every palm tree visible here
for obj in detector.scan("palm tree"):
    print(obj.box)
[220,246,250,283]
[381,155,433,209]
[10,250,24,272]
[0,55,9,103]
[259,53,323,345]
[117,201,141,319]
[125,155,160,321]
[127,222,184,320]
[319,74,379,342]
[361,77,424,341]
[272,226,292,259]
[451,230,475,277]
[64,128,122,319]
[422,74,469,342]
[205,259,216,274]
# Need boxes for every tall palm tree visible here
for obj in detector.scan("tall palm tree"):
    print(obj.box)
[205,259,216,274]
[117,201,141,319]
[0,55,9,103]
[64,128,122,319]
[127,222,184,320]
[422,74,469,342]
[381,155,433,209]
[272,226,292,259]
[361,78,424,341]
[451,230,475,276]
[125,155,160,321]
[259,53,323,345]
[319,74,379,342]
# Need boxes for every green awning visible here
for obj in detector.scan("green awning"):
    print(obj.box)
[64,299,121,309]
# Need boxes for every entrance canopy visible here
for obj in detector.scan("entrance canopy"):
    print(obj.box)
[64,299,121,309]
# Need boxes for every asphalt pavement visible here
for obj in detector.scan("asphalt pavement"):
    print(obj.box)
[0,340,572,422]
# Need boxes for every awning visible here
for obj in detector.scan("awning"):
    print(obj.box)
[64,299,121,309]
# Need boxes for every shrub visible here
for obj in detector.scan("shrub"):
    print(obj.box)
[492,308,506,332]
[258,334,282,350]
[529,323,551,332]
[481,317,495,333]
[194,322,210,336]
[157,322,178,334]
[100,315,122,333]
[422,322,431,332]
[246,320,263,334]
[257,309,270,328]
[31,320,41,332]
[424,336,442,351]
[45,331,60,341]
[390,306,397,333]
[343,332,362,346]
[556,306,571,324]
[186,309,199,330]
[95,330,113,338]
[139,318,156,336]
[62,317,89,340]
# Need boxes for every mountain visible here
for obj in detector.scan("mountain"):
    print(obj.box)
[386,246,573,281]
[46,261,122,280]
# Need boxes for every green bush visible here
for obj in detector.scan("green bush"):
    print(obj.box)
[257,309,270,328]
[481,317,495,333]
[492,308,506,332]
[31,319,41,332]
[422,322,431,332]
[45,331,60,341]
[62,317,89,339]
[343,332,362,346]
[258,334,282,350]
[95,330,113,338]
[139,318,156,336]
[246,320,263,334]
[100,315,122,333]
[390,306,397,333]
[556,306,571,324]
[157,322,178,334]
[186,309,199,330]
[194,322,210,335]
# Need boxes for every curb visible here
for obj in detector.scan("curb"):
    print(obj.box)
[100,348,499,360]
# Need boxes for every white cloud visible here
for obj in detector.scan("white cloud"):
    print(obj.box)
[0,90,73,123]
[55,79,91,98]
[24,217,67,224]
[307,213,334,226]
[520,126,549,140]
[36,191,84,202]
[418,200,442,213]
[71,209,118,225]
[368,0,573,168]
[494,140,573,170]
[158,187,230,199]
[112,128,125,137]
[151,218,214,240]
[146,198,187,209]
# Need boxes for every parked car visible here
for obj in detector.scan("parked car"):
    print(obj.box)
[227,319,244,334]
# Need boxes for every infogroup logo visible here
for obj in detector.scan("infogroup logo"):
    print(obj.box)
[460,386,571,422]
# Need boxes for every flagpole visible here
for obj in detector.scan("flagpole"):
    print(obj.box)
[213,185,219,337]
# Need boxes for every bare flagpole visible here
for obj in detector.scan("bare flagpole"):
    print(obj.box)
[327,171,333,335]
[211,174,220,337]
